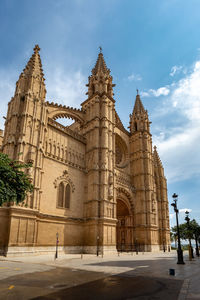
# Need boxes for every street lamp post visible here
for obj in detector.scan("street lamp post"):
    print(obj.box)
[171,193,185,264]
[55,232,59,259]
[185,211,194,260]
[97,235,99,257]
[135,238,138,255]
[163,238,166,253]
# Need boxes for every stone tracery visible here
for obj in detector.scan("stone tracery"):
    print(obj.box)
[53,170,75,192]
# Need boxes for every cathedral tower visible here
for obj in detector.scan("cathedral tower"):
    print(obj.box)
[129,92,158,251]
[2,45,46,209]
[81,50,116,253]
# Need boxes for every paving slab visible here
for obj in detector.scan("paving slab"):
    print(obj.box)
[33,273,183,300]
[0,251,199,299]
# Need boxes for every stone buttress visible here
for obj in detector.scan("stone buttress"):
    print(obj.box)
[153,146,170,249]
[129,93,160,251]
[81,51,116,253]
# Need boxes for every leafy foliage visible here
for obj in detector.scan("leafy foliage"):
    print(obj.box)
[171,219,200,241]
[0,153,33,206]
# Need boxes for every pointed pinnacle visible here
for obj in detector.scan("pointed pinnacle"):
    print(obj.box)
[92,51,110,75]
[153,146,163,167]
[21,45,44,80]
[133,93,145,114]
[34,44,40,53]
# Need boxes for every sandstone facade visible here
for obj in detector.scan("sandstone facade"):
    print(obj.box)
[0,46,170,256]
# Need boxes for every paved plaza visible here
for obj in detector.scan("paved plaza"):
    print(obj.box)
[0,251,199,299]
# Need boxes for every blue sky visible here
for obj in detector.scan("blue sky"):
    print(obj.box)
[0,0,200,227]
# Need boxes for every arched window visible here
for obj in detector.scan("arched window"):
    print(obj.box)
[57,182,71,209]
[49,143,52,154]
[53,144,56,156]
[65,184,70,209]
[58,182,64,207]
[134,122,137,131]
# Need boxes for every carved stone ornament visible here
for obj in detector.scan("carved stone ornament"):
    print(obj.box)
[117,187,131,200]
[108,174,113,184]
[116,186,134,211]
[53,170,75,192]
[108,185,113,199]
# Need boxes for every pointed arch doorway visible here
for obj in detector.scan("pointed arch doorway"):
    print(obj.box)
[116,199,134,252]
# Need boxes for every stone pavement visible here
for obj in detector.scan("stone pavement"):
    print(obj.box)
[0,251,199,299]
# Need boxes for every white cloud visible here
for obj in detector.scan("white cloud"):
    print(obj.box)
[170,65,183,77]
[0,66,87,130]
[0,69,17,129]
[46,68,86,108]
[179,208,192,213]
[140,91,149,97]
[127,73,142,81]
[151,87,170,97]
[170,209,192,218]
[170,209,192,227]
[153,60,200,182]
[141,86,170,97]
[154,126,200,182]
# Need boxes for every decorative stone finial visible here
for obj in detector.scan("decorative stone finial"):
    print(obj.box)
[92,47,110,75]
[34,45,40,53]
[136,88,139,95]
[15,44,46,101]
[99,46,102,53]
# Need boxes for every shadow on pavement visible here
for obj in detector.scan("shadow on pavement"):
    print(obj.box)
[0,257,184,300]
[32,273,183,300]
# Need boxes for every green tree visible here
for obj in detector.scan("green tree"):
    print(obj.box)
[171,224,186,240]
[171,219,200,256]
[0,153,33,206]
[189,219,200,256]
[171,222,197,240]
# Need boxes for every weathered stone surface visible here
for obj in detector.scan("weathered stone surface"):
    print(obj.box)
[0,46,170,256]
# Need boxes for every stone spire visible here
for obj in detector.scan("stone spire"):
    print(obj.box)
[92,50,110,76]
[132,92,145,114]
[153,146,163,169]
[15,45,46,101]
[86,49,115,99]
[129,92,150,134]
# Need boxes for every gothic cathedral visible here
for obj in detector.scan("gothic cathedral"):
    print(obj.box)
[0,46,170,256]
